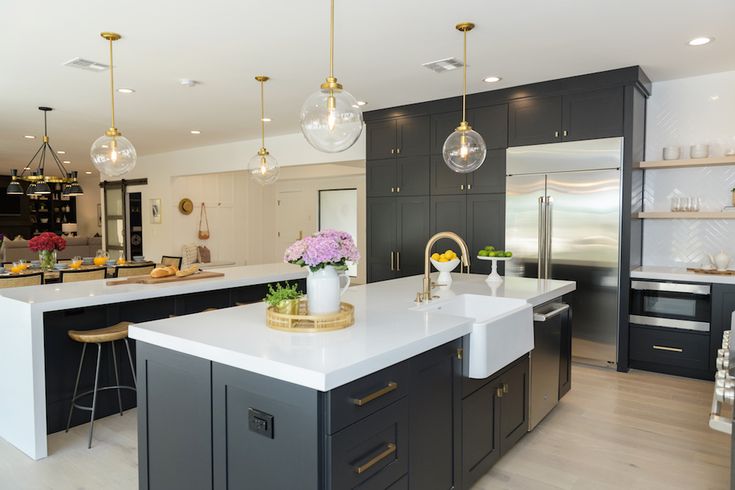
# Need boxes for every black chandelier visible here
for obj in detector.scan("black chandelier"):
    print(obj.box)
[7,107,84,196]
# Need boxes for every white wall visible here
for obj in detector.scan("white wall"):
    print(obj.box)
[643,70,735,267]
[74,172,102,238]
[109,130,366,264]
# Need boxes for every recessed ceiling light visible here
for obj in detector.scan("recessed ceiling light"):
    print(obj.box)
[57,150,66,154]
[190,130,201,135]
[62,160,71,164]
[23,167,31,170]
[117,88,135,94]
[688,37,713,46]
[85,171,93,175]
[180,79,200,87]
[710,95,720,101]
[261,118,272,122]
[24,135,35,139]
[483,76,502,83]
[356,101,367,106]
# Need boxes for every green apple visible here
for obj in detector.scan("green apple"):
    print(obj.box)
[484,245,495,251]
[504,251,513,257]
[478,250,489,257]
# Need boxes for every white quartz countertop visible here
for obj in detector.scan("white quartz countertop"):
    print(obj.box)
[0,263,307,312]
[130,274,576,391]
[631,266,735,285]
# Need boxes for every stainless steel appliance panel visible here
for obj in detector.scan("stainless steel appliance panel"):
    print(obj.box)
[547,169,620,366]
[529,303,566,430]
[505,174,546,280]
[506,137,623,175]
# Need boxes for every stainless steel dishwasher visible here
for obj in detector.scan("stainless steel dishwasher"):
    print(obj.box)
[529,302,569,430]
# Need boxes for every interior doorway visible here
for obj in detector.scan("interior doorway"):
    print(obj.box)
[275,189,314,261]
[319,188,358,277]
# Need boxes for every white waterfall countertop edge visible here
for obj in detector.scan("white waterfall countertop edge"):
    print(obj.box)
[0,263,307,311]
[631,266,735,285]
[130,274,576,391]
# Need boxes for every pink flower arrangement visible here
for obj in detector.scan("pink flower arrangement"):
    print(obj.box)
[284,229,360,272]
[28,232,66,252]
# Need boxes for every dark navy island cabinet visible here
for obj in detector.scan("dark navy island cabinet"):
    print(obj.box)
[137,338,532,490]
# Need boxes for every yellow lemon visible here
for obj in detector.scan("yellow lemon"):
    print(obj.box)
[431,253,441,261]
[438,257,449,262]
[445,249,455,257]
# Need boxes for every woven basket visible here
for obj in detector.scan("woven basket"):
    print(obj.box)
[266,301,354,333]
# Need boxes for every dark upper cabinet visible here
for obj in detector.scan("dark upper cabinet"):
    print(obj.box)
[508,96,563,147]
[367,197,397,283]
[367,119,397,159]
[562,87,624,142]
[397,115,430,156]
[469,104,508,150]
[408,340,461,490]
[468,149,506,194]
[431,155,467,196]
[430,194,467,255]
[497,357,529,455]
[396,196,430,277]
[467,194,505,275]
[367,159,397,197]
[431,111,462,155]
[396,156,430,196]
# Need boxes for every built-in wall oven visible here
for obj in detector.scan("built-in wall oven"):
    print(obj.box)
[630,280,711,332]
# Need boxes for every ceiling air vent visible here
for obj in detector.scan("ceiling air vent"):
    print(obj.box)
[422,57,463,73]
[63,57,109,72]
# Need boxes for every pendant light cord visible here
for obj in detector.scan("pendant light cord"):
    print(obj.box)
[260,80,265,148]
[109,38,116,130]
[462,28,467,124]
[329,0,334,78]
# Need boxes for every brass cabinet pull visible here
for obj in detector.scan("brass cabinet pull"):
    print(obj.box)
[653,345,683,353]
[391,148,395,154]
[354,443,397,474]
[502,383,509,394]
[554,130,560,138]
[396,148,401,155]
[460,184,465,191]
[391,187,395,193]
[563,130,568,137]
[396,187,400,193]
[467,184,472,190]
[390,252,395,271]
[351,381,398,406]
[396,251,400,271]
[456,347,464,360]
[496,386,504,398]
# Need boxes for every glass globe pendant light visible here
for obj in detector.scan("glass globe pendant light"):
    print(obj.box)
[300,0,363,153]
[90,32,137,177]
[248,76,279,185]
[443,22,487,173]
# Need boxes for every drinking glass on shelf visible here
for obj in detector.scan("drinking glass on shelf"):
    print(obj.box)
[692,196,701,212]
[670,197,681,212]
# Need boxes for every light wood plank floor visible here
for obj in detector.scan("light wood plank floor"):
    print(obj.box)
[0,364,729,490]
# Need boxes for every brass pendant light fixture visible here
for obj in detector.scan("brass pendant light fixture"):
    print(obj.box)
[300,0,363,153]
[90,32,137,177]
[248,76,279,185]
[442,22,487,173]
[7,107,83,196]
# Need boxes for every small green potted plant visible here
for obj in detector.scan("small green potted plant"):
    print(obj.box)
[264,282,303,315]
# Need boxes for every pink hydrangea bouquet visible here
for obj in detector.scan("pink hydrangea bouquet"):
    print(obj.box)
[284,229,360,272]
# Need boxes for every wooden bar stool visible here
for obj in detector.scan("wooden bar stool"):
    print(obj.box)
[65,321,136,448]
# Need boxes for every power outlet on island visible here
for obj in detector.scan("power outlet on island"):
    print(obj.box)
[248,407,274,439]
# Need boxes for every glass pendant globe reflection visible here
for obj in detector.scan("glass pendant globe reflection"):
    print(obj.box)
[248,150,279,185]
[90,134,137,177]
[300,88,363,153]
[442,127,487,173]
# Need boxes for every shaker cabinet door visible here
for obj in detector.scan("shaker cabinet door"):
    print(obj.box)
[469,104,508,150]
[367,159,397,197]
[562,87,624,142]
[431,155,467,196]
[396,196,430,278]
[367,197,398,283]
[498,357,529,455]
[431,111,462,155]
[461,378,501,489]
[430,194,467,256]
[467,193,505,275]
[367,119,398,159]
[508,96,562,147]
[397,115,430,157]
[396,156,430,196]
[468,148,506,195]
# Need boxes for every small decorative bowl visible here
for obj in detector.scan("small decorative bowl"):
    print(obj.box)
[54,263,69,270]
[106,260,117,266]
[430,258,461,286]
[30,260,41,268]
[83,257,94,265]
[133,256,145,262]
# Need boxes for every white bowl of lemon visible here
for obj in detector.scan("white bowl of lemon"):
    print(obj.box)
[430,250,461,286]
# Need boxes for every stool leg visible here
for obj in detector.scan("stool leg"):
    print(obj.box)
[88,342,102,449]
[65,343,87,433]
[124,338,137,389]
[111,341,123,416]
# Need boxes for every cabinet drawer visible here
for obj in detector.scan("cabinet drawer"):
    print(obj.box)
[328,399,408,490]
[326,361,409,433]
[629,325,709,371]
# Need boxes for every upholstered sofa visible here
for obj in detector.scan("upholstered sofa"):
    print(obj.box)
[1,236,102,262]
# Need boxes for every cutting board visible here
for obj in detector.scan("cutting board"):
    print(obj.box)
[106,271,225,286]
[686,267,735,276]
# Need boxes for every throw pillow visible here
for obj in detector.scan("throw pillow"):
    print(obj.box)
[181,243,200,269]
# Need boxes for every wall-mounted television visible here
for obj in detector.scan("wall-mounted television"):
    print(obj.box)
[0,186,22,216]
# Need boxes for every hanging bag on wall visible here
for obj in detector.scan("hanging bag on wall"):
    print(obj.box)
[198,202,210,240]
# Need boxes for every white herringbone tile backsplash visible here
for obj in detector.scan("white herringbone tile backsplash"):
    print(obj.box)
[643,71,735,267]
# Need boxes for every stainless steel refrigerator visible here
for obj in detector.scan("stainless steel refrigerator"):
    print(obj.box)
[506,137,623,367]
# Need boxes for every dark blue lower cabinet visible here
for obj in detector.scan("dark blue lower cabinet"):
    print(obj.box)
[137,340,529,490]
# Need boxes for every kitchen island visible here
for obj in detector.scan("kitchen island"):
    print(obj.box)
[0,263,307,460]
[131,274,575,490]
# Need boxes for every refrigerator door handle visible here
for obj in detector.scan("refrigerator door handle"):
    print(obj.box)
[538,196,546,279]
[544,196,553,279]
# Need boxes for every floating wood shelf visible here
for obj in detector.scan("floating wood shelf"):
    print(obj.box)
[636,156,735,169]
[636,212,735,219]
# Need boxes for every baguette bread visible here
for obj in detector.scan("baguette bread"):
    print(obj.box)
[175,265,200,278]
[150,266,176,278]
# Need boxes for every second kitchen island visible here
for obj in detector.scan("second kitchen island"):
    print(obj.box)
[131,274,575,490]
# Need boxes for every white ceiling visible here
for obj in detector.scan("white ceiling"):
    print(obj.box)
[1,0,733,174]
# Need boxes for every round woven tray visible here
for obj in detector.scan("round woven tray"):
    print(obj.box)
[266,301,354,333]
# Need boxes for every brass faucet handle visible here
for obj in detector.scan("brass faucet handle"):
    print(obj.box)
[415,292,424,303]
